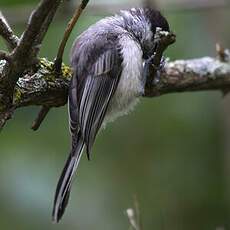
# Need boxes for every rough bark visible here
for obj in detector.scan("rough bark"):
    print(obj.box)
[0,56,228,110]
[144,56,230,97]
[0,0,62,129]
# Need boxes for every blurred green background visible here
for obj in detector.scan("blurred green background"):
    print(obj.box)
[0,0,230,229]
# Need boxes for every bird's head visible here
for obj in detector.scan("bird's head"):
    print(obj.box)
[120,8,170,59]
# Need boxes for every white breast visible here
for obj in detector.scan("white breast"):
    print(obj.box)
[105,34,144,124]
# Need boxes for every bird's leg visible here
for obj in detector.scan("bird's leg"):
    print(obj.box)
[143,53,166,88]
[143,30,176,97]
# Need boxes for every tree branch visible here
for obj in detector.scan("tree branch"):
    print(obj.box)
[144,56,230,97]
[0,55,226,109]
[0,11,19,51]
[31,106,50,131]
[0,51,10,62]
[12,58,72,108]
[0,0,63,130]
[32,3,61,59]
[10,0,62,83]
[0,51,229,129]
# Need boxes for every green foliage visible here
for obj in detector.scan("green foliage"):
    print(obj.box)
[1,0,38,7]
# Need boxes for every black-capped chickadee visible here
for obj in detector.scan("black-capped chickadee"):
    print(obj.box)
[52,7,170,222]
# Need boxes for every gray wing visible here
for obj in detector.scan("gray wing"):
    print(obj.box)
[68,74,79,135]
[53,48,122,222]
[70,48,122,158]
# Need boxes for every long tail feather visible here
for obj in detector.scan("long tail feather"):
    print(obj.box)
[52,132,84,223]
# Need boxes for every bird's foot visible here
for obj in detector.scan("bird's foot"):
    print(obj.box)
[143,55,166,87]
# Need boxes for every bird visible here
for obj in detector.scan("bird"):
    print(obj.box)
[52,7,170,222]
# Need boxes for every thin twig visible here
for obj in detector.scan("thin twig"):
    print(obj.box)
[0,107,14,130]
[133,195,142,230]
[0,11,19,51]
[126,196,142,230]
[31,106,50,131]
[126,208,139,230]
[216,44,230,96]
[54,0,90,73]
[216,43,230,63]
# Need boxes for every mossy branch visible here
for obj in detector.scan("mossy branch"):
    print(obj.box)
[11,58,72,108]
[6,57,230,108]
[0,0,90,130]
[1,54,230,110]
[1,40,230,130]
[0,51,230,130]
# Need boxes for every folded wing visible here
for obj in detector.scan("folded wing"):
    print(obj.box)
[52,47,122,222]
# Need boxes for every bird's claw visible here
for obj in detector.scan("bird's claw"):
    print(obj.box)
[143,55,166,87]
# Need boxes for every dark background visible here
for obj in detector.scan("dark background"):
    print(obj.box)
[0,0,230,229]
